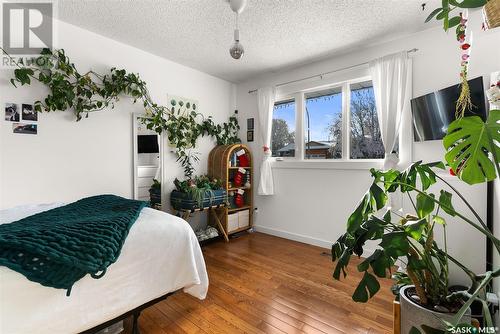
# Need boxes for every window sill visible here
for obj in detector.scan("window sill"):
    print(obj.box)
[270,159,384,170]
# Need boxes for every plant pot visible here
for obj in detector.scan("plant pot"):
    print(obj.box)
[400,285,471,334]
[483,0,500,29]
[170,189,227,210]
[149,187,161,206]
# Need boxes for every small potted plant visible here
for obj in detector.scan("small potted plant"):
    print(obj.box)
[170,175,227,211]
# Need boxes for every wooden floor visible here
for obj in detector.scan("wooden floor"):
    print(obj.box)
[133,232,395,334]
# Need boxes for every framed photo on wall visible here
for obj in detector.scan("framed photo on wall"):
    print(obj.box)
[247,118,254,130]
[247,130,254,142]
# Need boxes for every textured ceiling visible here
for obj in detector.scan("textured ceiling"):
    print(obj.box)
[58,0,440,83]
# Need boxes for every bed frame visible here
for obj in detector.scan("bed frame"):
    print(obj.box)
[79,291,177,334]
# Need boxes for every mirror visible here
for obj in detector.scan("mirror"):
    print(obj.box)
[133,113,162,209]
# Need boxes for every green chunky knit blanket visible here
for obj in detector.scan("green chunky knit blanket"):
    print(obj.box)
[0,195,147,296]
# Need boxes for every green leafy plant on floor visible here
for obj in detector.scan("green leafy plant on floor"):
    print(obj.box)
[332,110,500,333]
[332,161,500,332]
[5,48,240,179]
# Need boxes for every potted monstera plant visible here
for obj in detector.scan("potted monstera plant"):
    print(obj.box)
[332,110,499,333]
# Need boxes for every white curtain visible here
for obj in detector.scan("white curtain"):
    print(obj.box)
[369,51,412,170]
[257,86,276,195]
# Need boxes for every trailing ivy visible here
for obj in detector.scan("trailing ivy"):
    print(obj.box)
[6,48,240,178]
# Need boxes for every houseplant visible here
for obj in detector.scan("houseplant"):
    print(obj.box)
[4,48,240,181]
[332,161,498,332]
[149,179,161,209]
[332,111,499,332]
[171,175,227,211]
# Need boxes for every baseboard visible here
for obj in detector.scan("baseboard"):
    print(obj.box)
[253,225,332,249]
[252,224,376,257]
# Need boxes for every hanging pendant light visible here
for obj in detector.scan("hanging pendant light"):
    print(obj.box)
[229,18,244,59]
[228,0,247,60]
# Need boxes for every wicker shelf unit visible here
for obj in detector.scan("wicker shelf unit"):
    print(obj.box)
[208,144,253,239]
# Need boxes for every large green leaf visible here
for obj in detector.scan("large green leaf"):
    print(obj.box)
[438,190,456,216]
[332,248,351,279]
[357,249,393,278]
[425,7,443,22]
[352,272,380,302]
[346,183,387,234]
[416,193,435,218]
[404,218,428,240]
[347,193,370,234]
[379,231,410,257]
[443,111,500,185]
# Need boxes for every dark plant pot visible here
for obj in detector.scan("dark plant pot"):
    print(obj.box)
[149,188,161,206]
[170,189,227,210]
[400,285,471,333]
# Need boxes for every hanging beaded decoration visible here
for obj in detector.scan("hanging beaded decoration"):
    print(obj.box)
[456,11,473,118]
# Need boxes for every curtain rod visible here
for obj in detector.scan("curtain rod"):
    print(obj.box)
[247,48,418,94]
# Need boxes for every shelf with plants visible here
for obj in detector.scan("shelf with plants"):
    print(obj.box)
[208,144,253,237]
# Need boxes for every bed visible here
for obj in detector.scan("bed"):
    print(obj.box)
[0,202,209,334]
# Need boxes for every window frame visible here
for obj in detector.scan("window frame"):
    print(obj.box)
[270,73,410,170]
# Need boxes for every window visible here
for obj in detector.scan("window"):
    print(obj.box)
[349,81,385,159]
[269,77,402,165]
[271,99,295,157]
[305,87,342,159]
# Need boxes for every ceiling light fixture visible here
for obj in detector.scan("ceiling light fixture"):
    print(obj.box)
[228,0,247,60]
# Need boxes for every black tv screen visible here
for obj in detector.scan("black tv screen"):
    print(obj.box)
[411,76,486,141]
[138,135,159,153]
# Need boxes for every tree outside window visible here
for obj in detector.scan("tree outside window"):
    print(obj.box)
[271,100,295,157]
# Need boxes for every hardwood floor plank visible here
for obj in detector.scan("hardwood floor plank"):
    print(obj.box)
[135,232,394,334]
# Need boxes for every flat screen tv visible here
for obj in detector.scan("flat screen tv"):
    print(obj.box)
[138,135,159,153]
[411,76,486,142]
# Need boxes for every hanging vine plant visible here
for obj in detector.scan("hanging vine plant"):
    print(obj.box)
[6,48,240,179]
[424,0,495,117]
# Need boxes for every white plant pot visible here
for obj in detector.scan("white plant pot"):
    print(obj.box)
[400,285,471,334]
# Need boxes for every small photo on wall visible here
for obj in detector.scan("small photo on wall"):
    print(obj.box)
[5,103,19,122]
[247,130,254,142]
[12,123,37,135]
[247,117,254,130]
[21,104,37,121]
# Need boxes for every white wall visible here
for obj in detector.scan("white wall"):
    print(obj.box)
[0,20,235,209]
[235,12,500,285]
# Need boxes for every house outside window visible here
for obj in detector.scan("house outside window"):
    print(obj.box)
[305,86,342,159]
[270,76,397,164]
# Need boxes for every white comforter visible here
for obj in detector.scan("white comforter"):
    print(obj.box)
[0,203,209,334]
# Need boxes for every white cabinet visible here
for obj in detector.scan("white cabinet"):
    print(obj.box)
[226,209,250,232]
[238,209,250,229]
[227,213,239,232]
